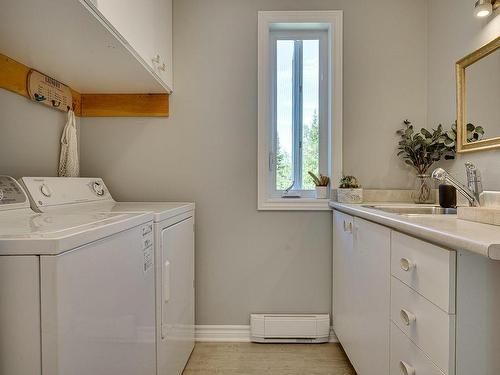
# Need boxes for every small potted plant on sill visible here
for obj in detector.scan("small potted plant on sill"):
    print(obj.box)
[308,172,330,199]
[337,175,363,203]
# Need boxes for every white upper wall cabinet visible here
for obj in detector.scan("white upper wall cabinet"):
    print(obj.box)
[83,0,173,91]
[0,0,172,94]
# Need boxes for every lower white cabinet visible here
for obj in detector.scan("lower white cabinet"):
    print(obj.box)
[333,209,500,375]
[333,211,390,375]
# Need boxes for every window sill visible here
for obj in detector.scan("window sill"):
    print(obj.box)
[258,198,332,211]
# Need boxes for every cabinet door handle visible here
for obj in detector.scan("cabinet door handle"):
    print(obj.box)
[343,220,352,233]
[163,260,171,303]
[399,360,416,375]
[400,308,416,326]
[400,258,415,271]
[152,54,160,64]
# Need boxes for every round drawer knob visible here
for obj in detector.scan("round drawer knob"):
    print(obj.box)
[400,308,416,326]
[400,258,415,271]
[399,360,416,375]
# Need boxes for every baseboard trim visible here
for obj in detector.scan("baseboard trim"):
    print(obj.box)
[195,325,251,342]
[329,327,339,343]
[195,325,339,343]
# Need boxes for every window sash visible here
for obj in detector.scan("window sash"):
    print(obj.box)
[269,30,328,197]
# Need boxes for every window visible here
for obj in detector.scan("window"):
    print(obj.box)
[258,11,343,210]
[272,31,327,195]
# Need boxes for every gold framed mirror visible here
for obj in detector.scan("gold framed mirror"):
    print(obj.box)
[456,36,500,153]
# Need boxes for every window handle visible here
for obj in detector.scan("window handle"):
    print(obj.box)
[268,152,275,172]
[281,180,301,199]
[284,181,295,194]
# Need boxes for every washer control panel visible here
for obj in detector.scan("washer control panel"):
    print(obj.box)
[20,177,114,210]
[0,176,27,206]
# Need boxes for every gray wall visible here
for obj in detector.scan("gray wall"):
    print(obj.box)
[79,0,428,324]
[7,0,494,325]
[427,0,500,190]
[0,89,75,178]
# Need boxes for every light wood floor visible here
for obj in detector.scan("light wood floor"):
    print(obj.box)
[182,342,356,375]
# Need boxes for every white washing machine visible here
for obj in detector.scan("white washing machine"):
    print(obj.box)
[0,176,156,375]
[20,177,195,375]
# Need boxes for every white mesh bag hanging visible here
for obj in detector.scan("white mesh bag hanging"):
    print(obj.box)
[58,109,80,177]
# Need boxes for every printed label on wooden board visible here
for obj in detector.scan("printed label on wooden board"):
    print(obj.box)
[27,70,73,112]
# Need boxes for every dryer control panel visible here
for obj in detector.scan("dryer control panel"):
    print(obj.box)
[0,176,27,207]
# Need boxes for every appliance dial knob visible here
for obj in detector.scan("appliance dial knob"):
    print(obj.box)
[40,184,52,197]
[92,182,105,196]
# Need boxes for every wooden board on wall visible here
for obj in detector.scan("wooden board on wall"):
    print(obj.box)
[81,93,169,117]
[0,53,169,117]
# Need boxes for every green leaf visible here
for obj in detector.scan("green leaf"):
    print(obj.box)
[446,130,456,140]
[421,128,432,138]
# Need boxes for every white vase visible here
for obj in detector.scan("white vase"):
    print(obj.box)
[315,186,328,199]
[337,188,363,203]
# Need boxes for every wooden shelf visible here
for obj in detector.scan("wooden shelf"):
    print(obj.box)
[81,94,169,117]
[0,53,169,117]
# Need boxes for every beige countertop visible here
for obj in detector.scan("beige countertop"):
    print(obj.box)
[330,201,500,260]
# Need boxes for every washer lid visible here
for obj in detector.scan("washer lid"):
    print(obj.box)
[0,210,153,255]
[30,201,195,222]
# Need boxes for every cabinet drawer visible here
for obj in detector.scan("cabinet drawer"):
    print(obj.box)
[391,232,456,313]
[391,323,446,375]
[391,277,455,374]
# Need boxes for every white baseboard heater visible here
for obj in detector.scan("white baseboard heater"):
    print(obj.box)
[250,314,330,343]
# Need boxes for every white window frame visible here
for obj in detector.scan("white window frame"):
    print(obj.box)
[258,11,343,210]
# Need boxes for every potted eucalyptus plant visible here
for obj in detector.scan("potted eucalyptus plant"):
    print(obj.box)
[396,119,484,203]
[337,176,363,203]
[308,172,330,199]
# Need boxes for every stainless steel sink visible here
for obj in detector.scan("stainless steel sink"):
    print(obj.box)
[362,205,457,216]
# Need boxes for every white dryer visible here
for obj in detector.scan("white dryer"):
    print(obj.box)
[20,177,195,375]
[0,176,156,375]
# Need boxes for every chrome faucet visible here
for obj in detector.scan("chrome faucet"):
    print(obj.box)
[465,161,483,200]
[432,162,482,207]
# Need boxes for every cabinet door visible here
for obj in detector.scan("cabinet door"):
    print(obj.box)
[159,216,195,375]
[332,211,355,352]
[350,217,391,375]
[90,0,157,67]
[85,0,173,90]
[154,0,173,89]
